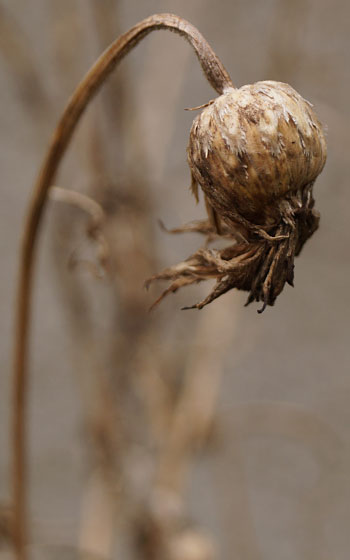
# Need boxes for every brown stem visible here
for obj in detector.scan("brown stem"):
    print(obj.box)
[11,13,233,559]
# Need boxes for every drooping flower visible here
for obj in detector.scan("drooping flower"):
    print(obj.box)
[148,80,327,312]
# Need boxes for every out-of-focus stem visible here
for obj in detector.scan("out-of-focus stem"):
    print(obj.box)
[50,186,105,229]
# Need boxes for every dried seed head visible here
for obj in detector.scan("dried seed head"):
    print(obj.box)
[188,81,327,229]
[148,81,327,312]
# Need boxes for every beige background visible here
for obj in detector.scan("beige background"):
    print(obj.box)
[1,0,349,558]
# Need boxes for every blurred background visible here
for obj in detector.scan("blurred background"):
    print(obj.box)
[0,0,349,558]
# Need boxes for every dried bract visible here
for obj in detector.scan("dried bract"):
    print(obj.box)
[149,81,327,311]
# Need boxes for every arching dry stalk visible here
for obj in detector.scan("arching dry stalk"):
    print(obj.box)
[11,13,233,559]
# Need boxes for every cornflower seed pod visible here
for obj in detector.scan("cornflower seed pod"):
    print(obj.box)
[148,81,327,311]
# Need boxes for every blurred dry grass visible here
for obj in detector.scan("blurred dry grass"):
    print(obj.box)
[1,0,350,559]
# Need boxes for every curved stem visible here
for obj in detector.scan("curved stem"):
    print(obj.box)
[12,13,233,559]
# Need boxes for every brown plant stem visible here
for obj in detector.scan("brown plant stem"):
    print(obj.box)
[12,13,233,559]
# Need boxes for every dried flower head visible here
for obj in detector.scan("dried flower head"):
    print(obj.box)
[148,80,327,312]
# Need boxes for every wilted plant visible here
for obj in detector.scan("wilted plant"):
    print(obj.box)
[11,13,326,559]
